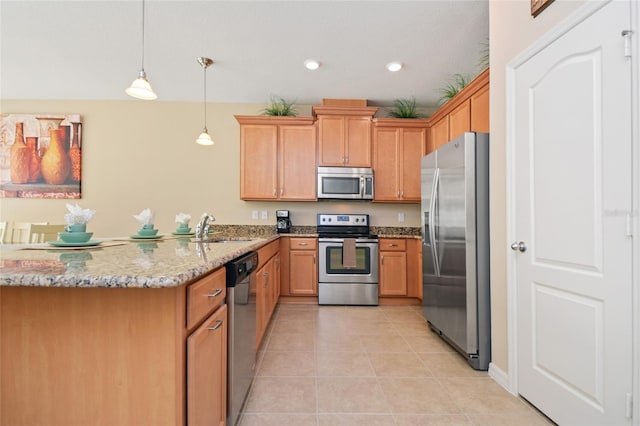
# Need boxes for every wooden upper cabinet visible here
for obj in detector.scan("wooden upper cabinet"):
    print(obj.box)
[373,119,427,203]
[448,99,471,141]
[430,116,449,150]
[470,83,490,133]
[279,125,317,200]
[313,105,378,167]
[426,68,489,154]
[236,116,316,201]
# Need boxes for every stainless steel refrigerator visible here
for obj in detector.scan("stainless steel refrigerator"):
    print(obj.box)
[421,132,491,370]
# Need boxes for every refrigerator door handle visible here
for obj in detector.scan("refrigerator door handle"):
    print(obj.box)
[430,167,441,276]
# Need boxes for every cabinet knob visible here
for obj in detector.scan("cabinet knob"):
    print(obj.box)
[207,288,223,298]
[208,319,223,331]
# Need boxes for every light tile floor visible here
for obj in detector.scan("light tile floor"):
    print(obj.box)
[239,304,554,426]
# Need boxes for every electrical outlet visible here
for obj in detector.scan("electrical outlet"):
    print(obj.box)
[398,212,405,222]
[261,211,268,220]
[252,210,259,220]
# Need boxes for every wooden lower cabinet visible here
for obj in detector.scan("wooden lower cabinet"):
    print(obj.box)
[379,238,422,300]
[379,238,408,296]
[256,240,280,347]
[280,237,318,297]
[187,304,227,426]
[0,267,228,426]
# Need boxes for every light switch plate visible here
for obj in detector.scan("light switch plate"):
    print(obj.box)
[252,210,259,220]
[261,211,268,220]
[398,212,405,222]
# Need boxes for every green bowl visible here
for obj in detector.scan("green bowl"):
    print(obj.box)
[137,228,159,237]
[58,232,93,243]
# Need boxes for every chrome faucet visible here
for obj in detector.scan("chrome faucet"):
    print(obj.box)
[195,213,216,241]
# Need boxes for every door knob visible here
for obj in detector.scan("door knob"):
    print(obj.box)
[510,241,527,252]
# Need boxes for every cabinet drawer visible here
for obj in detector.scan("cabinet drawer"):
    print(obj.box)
[289,238,316,250]
[187,267,227,330]
[257,240,279,270]
[379,239,406,251]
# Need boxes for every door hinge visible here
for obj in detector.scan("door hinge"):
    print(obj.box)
[626,393,633,419]
[622,30,632,58]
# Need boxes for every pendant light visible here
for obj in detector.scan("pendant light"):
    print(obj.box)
[196,57,214,146]
[125,0,157,100]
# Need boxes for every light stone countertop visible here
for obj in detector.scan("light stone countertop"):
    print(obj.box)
[0,235,277,289]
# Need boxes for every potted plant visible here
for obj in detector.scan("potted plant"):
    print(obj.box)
[261,96,298,116]
[437,73,470,106]
[387,97,426,119]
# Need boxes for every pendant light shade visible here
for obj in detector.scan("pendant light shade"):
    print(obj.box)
[196,57,214,146]
[126,0,157,100]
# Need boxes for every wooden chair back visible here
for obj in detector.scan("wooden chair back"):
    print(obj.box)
[0,221,8,244]
[29,224,67,243]
[9,222,49,243]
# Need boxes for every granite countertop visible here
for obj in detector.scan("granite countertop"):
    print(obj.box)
[0,235,277,289]
[0,224,420,289]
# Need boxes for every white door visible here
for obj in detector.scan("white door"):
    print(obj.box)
[511,1,633,425]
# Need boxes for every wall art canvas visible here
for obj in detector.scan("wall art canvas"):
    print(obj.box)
[531,0,554,17]
[0,114,82,199]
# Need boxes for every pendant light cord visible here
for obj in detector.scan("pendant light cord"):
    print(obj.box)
[203,65,207,131]
[141,0,145,71]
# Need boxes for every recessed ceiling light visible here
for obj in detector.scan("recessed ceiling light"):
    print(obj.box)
[304,59,320,70]
[386,62,403,72]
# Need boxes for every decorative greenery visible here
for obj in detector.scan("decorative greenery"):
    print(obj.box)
[478,38,489,70]
[388,97,425,119]
[437,74,470,105]
[261,96,298,116]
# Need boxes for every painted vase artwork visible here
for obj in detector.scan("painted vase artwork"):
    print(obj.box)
[0,113,82,199]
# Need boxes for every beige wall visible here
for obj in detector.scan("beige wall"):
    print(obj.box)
[489,0,587,373]
[0,100,421,237]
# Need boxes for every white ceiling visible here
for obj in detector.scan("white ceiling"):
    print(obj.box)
[1,0,489,108]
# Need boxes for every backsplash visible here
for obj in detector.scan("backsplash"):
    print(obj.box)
[209,224,420,237]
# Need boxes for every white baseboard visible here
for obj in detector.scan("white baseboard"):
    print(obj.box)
[488,362,516,396]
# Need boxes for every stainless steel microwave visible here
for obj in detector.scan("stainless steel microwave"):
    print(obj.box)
[317,167,374,200]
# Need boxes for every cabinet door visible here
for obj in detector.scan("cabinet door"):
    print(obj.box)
[345,116,372,167]
[240,125,278,199]
[373,127,400,201]
[187,304,227,426]
[279,125,317,200]
[448,99,471,141]
[256,264,268,346]
[470,83,489,133]
[289,250,317,295]
[399,128,425,201]
[318,116,345,166]
[379,251,407,296]
[431,116,449,149]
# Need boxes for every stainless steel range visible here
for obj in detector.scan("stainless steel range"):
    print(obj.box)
[317,213,379,305]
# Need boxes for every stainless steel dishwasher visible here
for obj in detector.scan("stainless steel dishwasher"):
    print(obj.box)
[225,251,258,426]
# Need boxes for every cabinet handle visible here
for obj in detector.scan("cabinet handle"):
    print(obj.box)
[273,188,277,196]
[313,255,316,265]
[388,244,398,247]
[397,191,400,198]
[207,288,223,298]
[280,188,284,196]
[298,242,308,246]
[381,255,384,265]
[208,319,223,331]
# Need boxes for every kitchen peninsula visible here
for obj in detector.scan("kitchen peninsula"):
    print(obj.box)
[0,236,272,426]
